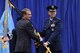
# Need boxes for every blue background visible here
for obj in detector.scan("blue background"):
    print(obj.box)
[0,0,80,53]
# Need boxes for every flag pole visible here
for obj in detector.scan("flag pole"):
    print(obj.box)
[2,0,8,48]
[9,0,22,17]
[4,0,8,37]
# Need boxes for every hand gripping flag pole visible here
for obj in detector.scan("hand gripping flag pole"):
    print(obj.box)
[36,32,52,53]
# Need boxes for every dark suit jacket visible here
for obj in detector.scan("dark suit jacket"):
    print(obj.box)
[9,29,17,53]
[42,17,62,52]
[15,18,40,53]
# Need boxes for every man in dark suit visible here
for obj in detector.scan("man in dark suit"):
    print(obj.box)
[15,8,43,53]
[42,5,62,53]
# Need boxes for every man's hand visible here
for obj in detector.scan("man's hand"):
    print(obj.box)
[43,42,48,47]
[43,41,50,47]
[3,36,10,42]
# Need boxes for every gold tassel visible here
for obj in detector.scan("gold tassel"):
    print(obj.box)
[0,38,8,48]
[9,2,15,8]
[46,47,52,53]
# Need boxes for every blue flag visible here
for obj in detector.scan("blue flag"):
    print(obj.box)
[0,4,15,53]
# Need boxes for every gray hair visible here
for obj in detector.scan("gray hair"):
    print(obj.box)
[22,8,31,12]
[22,8,31,16]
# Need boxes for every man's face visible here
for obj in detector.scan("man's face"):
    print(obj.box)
[48,9,57,18]
[24,10,32,20]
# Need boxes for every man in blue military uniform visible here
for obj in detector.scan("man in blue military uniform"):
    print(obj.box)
[42,5,62,53]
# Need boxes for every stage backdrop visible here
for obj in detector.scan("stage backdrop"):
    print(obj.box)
[0,0,80,53]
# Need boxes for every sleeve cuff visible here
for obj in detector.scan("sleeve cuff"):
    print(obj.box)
[7,34,13,40]
[47,41,50,45]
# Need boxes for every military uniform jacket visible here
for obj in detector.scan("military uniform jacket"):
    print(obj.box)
[43,17,62,51]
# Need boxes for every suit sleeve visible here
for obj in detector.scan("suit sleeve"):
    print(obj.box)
[48,20,62,44]
[25,21,40,43]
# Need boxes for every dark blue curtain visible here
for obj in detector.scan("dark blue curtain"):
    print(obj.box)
[0,0,80,53]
